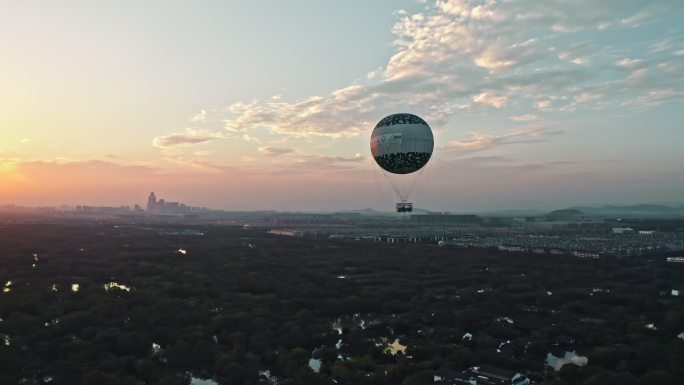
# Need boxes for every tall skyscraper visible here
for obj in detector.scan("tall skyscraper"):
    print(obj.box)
[147,192,157,212]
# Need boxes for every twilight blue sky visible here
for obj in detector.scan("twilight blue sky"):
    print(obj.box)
[1,0,683,211]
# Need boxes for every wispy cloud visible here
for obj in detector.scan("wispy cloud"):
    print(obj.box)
[451,155,574,171]
[510,114,539,122]
[534,100,554,111]
[622,88,684,108]
[213,0,679,135]
[152,0,683,174]
[447,128,563,152]
[257,146,295,156]
[615,58,647,70]
[152,129,226,148]
[189,110,208,123]
[558,42,592,65]
[286,154,366,171]
[472,92,508,108]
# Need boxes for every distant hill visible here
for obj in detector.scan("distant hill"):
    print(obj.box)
[338,204,684,218]
[337,208,390,216]
[547,209,584,218]
[473,209,547,217]
[339,207,434,216]
[410,208,433,215]
[566,204,684,218]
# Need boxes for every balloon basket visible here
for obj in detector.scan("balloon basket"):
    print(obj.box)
[396,202,413,213]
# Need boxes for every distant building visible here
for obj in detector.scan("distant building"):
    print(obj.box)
[573,251,599,258]
[262,213,336,225]
[145,193,204,214]
[409,214,481,225]
[147,192,157,212]
[76,205,130,215]
[498,245,525,252]
[612,227,634,234]
[434,365,531,385]
[482,217,513,226]
[267,229,304,237]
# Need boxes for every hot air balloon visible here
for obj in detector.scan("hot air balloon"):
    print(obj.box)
[370,113,434,213]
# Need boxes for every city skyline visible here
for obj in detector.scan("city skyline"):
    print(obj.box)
[3,190,683,217]
[1,1,683,211]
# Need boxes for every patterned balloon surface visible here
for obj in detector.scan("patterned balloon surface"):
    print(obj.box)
[370,113,434,174]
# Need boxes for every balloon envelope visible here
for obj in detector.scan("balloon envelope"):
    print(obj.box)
[370,113,434,174]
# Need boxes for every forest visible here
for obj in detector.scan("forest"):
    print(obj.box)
[0,224,682,385]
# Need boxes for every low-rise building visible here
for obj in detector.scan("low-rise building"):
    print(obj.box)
[434,365,531,385]
[612,227,634,234]
[267,229,304,237]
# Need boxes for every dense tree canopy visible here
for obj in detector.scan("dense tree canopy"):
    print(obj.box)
[0,224,682,384]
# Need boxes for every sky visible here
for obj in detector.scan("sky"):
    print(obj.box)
[1,0,683,212]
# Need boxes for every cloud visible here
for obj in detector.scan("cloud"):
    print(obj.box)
[472,92,508,108]
[0,157,22,173]
[452,155,574,171]
[288,154,366,170]
[447,127,563,152]
[153,129,225,148]
[621,11,650,27]
[152,0,684,166]
[551,24,580,34]
[234,1,675,125]
[622,88,684,108]
[0,158,272,209]
[574,92,602,103]
[7,159,160,188]
[241,134,263,144]
[657,61,684,77]
[558,42,592,65]
[475,51,517,71]
[162,157,242,173]
[534,100,553,111]
[650,38,673,53]
[618,4,681,28]
[257,146,295,156]
[615,58,646,70]
[189,110,208,123]
[510,114,539,122]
